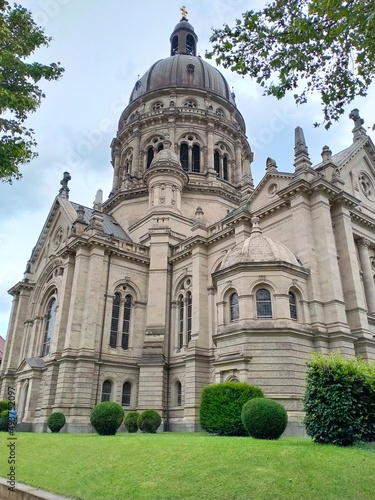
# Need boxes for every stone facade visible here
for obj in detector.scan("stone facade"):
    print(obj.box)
[1,17,375,434]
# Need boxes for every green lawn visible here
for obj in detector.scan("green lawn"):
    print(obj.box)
[0,432,374,500]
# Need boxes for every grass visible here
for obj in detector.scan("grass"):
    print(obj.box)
[0,432,374,500]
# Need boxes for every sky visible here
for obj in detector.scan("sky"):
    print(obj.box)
[1,0,374,336]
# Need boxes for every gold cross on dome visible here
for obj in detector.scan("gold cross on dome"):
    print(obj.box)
[180,5,188,20]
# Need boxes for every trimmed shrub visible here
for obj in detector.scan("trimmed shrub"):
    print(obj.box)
[90,402,124,436]
[0,401,8,413]
[241,398,288,439]
[124,411,139,433]
[0,410,9,432]
[47,412,66,433]
[138,410,161,433]
[304,353,375,446]
[200,382,264,436]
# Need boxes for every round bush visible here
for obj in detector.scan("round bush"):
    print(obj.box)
[138,410,161,433]
[241,398,288,439]
[0,410,8,432]
[124,411,139,433]
[0,401,8,413]
[200,382,264,436]
[90,402,124,436]
[47,412,66,433]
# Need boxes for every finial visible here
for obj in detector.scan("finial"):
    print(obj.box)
[349,109,366,141]
[321,145,332,163]
[76,205,85,221]
[266,157,277,172]
[251,216,261,234]
[180,5,188,20]
[93,189,103,211]
[59,172,71,197]
[294,126,312,171]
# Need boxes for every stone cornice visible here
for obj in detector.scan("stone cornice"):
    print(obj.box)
[7,280,36,296]
[350,208,375,230]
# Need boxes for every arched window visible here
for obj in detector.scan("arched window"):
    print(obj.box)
[171,34,178,55]
[147,146,154,168]
[178,295,184,349]
[289,292,297,320]
[121,295,132,350]
[176,381,182,406]
[157,143,164,153]
[110,293,121,348]
[230,293,239,322]
[187,292,192,343]
[122,382,131,406]
[256,289,272,318]
[192,145,200,172]
[101,380,111,402]
[223,155,228,181]
[180,143,189,171]
[176,278,193,349]
[214,151,220,175]
[186,34,196,54]
[42,297,57,356]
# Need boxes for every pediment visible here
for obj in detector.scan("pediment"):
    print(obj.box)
[16,357,46,374]
[248,172,292,212]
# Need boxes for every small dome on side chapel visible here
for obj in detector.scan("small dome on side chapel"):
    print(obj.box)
[221,217,300,269]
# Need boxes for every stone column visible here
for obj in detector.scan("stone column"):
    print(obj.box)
[132,129,141,176]
[331,204,371,337]
[207,124,215,172]
[112,151,121,192]
[235,140,242,180]
[357,238,375,314]
[190,244,209,347]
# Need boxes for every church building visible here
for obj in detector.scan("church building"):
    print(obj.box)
[1,12,375,433]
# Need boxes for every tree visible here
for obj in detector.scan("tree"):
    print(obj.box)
[0,1,64,182]
[207,0,375,129]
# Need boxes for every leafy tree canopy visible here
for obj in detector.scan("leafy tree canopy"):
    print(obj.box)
[207,0,375,129]
[0,1,64,182]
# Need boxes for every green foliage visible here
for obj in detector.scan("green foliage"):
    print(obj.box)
[241,398,288,440]
[200,382,264,436]
[207,0,375,128]
[0,1,64,182]
[0,400,8,413]
[47,412,66,433]
[124,411,139,433]
[90,402,124,436]
[137,410,161,433]
[0,409,9,431]
[304,352,375,446]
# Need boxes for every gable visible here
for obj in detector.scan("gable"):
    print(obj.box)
[248,172,292,212]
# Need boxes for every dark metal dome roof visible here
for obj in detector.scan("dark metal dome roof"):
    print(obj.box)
[129,54,235,106]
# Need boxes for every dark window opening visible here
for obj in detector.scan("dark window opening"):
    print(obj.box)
[180,143,189,172]
[110,293,120,348]
[223,155,228,181]
[121,295,131,350]
[178,295,184,349]
[101,380,111,402]
[157,143,164,153]
[214,151,220,175]
[147,146,154,168]
[122,382,131,406]
[186,34,195,54]
[171,35,178,55]
[187,292,192,343]
[192,145,200,172]
[289,292,297,320]
[176,381,182,406]
[42,297,56,357]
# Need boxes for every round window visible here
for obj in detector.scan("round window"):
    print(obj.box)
[359,173,374,201]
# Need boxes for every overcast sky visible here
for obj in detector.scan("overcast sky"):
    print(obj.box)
[1,0,374,336]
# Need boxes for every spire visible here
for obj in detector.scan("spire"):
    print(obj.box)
[293,126,312,171]
[170,8,198,55]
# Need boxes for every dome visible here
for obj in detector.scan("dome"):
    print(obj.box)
[221,225,300,269]
[129,54,235,105]
[150,146,180,167]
